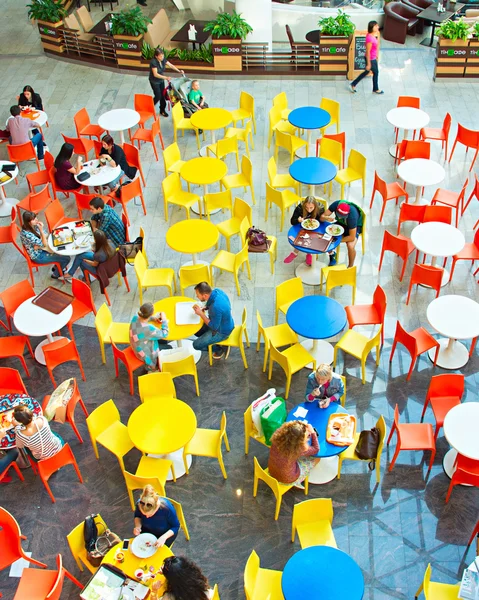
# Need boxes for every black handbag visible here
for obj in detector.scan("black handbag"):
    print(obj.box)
[354,427,380,470]
[118,236,143,261]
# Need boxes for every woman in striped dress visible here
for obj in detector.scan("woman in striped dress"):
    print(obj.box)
[13,405,63,461]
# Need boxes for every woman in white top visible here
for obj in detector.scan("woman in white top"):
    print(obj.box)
[151,556,213,600]
[13,404,63,461]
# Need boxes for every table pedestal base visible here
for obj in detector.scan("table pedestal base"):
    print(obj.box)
[389,143,400,159]
[295,259,321,286]
[160,339,202,365]
[35,336,68,365]
[308,455,339,484]
[148,449,192,480]
[428,338,469,370]
[295,143,316,159]
[300,339,333,368]
[0,198,16,217]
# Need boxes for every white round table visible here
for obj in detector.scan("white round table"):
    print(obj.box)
[386,107,430,157]
[443,402,479,478]
[47,221,94,256]
[0,160,19,218]
[426,295,479,369]
[75,159,121,191]
[397,158,445,206]
[411,222,465,286]
[6,110,48,129]
[13,297,73,365]
[98,109,140,146]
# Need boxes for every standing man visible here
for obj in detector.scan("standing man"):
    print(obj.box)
[192,282,235,360]
[149,48,184,118]
[89,197,126,248]
[322,201,363,267]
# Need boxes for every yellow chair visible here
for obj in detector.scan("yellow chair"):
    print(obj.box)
[179,264,211,296]
[172,101,200,149]
[207,136,240,171]
[162,172,201,221]
[319,137,343,195]
[136,454,176,484]
[267,156,300,192]
[273,91,291,120]
[211,584,220,600]
[275,129,308,163]
[253,457,308,520]
[225,121,254,158]
[183,411,230,479]
[320,265,357,305]
[231,91,256,134]
[291,498,337,549]
[339,374,347,407]
[320,98,340,134]
[337,415,386,484]
[138,225,148,266]
[244,404,268,454]
[414,564,460,599]
[220,155,255,205]
[275,277,304,324]
[216,197,252,251]
[94,303,130,364]
[336,206,367,257]
[210,218,251,296]
[334,326,382,384]
[134,251,176,304]
[162,354,200,397]
[67,514,109,574]
[123,469,168,509]
[268,341,316,399]
[256,310,298,372]
[204,189,233,222]
[86,399,134,472]
[268,105,297,149]
[335,149,367,198]
[244,549,284,600]
[208,307,250,369]
[138,372,176,403]
[163,142,186,176]
[265,182,300,233]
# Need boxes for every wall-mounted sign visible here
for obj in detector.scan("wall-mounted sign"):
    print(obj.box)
[213,44,242,56]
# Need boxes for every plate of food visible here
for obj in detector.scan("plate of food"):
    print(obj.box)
[326,224,344,237]
[0,409,14,431]
[302,218,319,231]
[130,533,157,559]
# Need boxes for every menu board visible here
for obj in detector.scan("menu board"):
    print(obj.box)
[348,31,368,81]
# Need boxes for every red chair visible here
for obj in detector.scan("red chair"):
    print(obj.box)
[0,335,34,377]
[463,173,479,217]
[121,213,130,242]
[0,207,18,258]
[12,553,82,599]
[370,171,408,222]
[397,203,426,235]
[448,123,479,171]
[7,141,40,173]
[111,339,144,395]
[42,378,89,444]
[73,191,113,219]
[16,184,52,225]
[32,444,84,503]
[115,176,146,226]
[61,133,95,161]
[420,112,452,160]
[134,93,157,128]
[404,140,430,160]
[0,455,24,484]
[45,198,75,231]
[390,320,439,380]
[0,367,28,395]
[387,404,436,472]
[67,278,97,341]
[93,139,103,158]
[345,284,387,345]
[0,507,47,570]
[25,151,54,193]
[123,142,146,186]
[0,279,35,331]
[447,228,479,281]
[394,96,421,142]
[48,167,72,200]
[446,454,479,502]
[422,205,452,224]
[378,230,416,281]
[316,132,346,167]
[405,264,443,305]
[431,178,468,227]
[74,107,105,141]
[43,338,86,387]
[420,374,464,441]
[130,118,165,161]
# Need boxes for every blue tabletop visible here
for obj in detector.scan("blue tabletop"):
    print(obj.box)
[287,221,341,255]
[286,296,347,340]
[282,546,365,600]
[289,157,337,186]
[288,106,331,131]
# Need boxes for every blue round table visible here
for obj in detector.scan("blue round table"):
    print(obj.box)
[289,157,337,197]
[282,546,365,600]
[288,107,331,158]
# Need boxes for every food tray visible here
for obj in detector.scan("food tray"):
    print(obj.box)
[326,413,356,446]
[32,287,74,314]
[294,230,332,253]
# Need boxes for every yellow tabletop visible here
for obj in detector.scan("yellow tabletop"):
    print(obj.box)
[153,295,202,341]
[190,107,232,132]
[102,540,173,583]
[128,398,197,454]
[166,219,219,255]
[180,156,228,186]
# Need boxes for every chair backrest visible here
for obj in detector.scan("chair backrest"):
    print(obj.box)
[410,263,443,291]
[134,93,156,116]
[45,199,66,231]
[422,205,452,224]
[43,338,78,371]
[275,129,292,152]
[397,95,420,109]
[375,415,387,465]
[363,326,382,357]
[7,141,36,162]
[134,250,148,282]
[67,514,108,572]
[239,91,254,115]
[44,151,54,172]
[120,176,142,203]
[0,367,28,395]
[443,112,452,138]
[123,470,166,507]
[65,13,81,31]
[405,140,430,160]
[27,184,52,213]
[266,182,283,209]
[253,455,280,494]
[0,507,24,569]
[179,264,211,292]
[37,443,77,481]
[163,142,181,172]
[276,277,303,310]
[151,118,161,140]
[269,341,290,376]
[454,454,479,487]
[162,353,196,381]
[0,279,35,320]
[473,227,479,249]
[138,372,176,402]
[86,399,120,439]
[76,5,94,31]
[95,303,113,341]
[233,197,253,224]
[393,321,417,358]
[326,266,356,293]
[111,338,128,366]
[382,230,410,260]
[211,584,220,600]
[397,203,426,233]
[320,98,340,124]
[239,217,250,246]
[372,284,387,322]
[273,91,288,111]
[72,277,96,314]
[373,171,387,198]
[285,24,295,47]
[293,498,333,527]
[123,142,140,170]
[241,154,253,182]
[61,134,89,157]
[456,123,479,148]
[205,190,232,216]
[323,132,346,157]
[74,108,90,137]
[162,172,181,198]
[426,373,464,401]
[267,156,278,182]
[244,549,260,599]
[348,148,366,175]
[319,137,342,167]
[216,136,237,159]
[269,106,282,129]
[172,101,183,125]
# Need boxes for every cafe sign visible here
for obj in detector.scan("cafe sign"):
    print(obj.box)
[437,46,468,57]
[115,40,142,52]
[39,24,59,38]
[319,44,349,55]
[213,44,242,57]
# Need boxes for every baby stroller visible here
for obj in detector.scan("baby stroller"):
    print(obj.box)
[165,75,197,118]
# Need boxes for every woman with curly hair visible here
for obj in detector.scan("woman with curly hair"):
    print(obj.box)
[152,556,213,600]
[268,420,320,489]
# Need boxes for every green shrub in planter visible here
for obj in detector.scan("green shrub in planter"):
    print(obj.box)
[27,0,67,23]
[436,18,471,41]
[111,6,152,37]
[204,10,252,40]
[318,9,356,37]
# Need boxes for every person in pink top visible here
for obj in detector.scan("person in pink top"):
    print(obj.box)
[349,21,384,95]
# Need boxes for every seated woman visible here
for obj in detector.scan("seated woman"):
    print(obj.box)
[13,404,64,462]
[152,556,214,600]
[129,302,171,371]
[17,85,43,111]
[133,485,180,548]
[268,421,319,489]
[305,363,344,408]
[284,196,325,267]
[187,80,209,112]
[99,134,137,191]
[54,142,82,191]
[80,230,115,277]
[0,448,19,484]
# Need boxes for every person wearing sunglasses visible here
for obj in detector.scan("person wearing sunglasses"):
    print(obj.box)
[133,485,180,548]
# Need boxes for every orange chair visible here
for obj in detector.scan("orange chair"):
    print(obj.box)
[420,112,452,160]
[404,140,430,160]
[122,213,130,242]
[45,199,75,231]
[0,367,28,395]
[0,507,47,570]
[394,96,421,142]
[73,190,97,219]
[448,228,479,281]
[134,93,157,128]
[448,123,479,171]
[431,178,468,227]
[48,167,73,200]
[16,184,52,224]
[12,553,83,599]
[74,107,105,141]
[123,142,146,186]
[0,206,17,249]
[111,340,144,395]
[131,118,165,161]
[406,264,443,305]
[43,338,86,387]
[92,139,103,158]
[0,335,34,377]
[26,151,54,193]
[389,321,439,381]
[115,176,147,226]
[370,171,408,222]
[422,205,452,224]
[378,230,416,281]
[345,284,387,345]
[0,279,35,331]
[420,374,463,441]
[316,132,346,168]
[446,454,479,502]
[32,444,83,503]
[463,173,479,217]
[387,404,436,472]
[0,454,24,484]
[396,202,425,235]
[42,378,89,444]
[67,278,97,341]
[7,141,40,172]
[61,133,95,161]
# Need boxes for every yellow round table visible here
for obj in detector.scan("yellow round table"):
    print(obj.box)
[102,540,172,584]
[166,219,219,266]
[180,156,228,216]
[190,108,232,157]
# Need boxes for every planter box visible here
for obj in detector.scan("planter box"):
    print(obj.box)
[319,35,350,76]
[465,38,479,76]
[114,33,143,68]
[435,37,468,78]
[212,38,242,71]
[38,19,65,54]
[174,59,215,72]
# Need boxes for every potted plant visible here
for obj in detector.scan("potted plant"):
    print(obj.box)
[435,19,470,79]
[317,10,355,75]
[27,0,68,54]
[204,10,253,72]
[436,18,471,45]
[465,22,479,76]
[111,6,152,68]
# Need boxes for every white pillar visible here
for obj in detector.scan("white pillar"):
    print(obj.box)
[185,0,225,20]
[236,0,272,50]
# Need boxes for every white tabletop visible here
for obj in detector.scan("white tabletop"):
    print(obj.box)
[427,295,479,340]
[397,158,445,188]
[6,110,48,129]
[0,160,19,189]
[47,220,94,256]
[98,109,140,133]
[386,107,430,131]
[75,159,121,187]
[13,297,73,337]
[443,403,479,460]
[411,222,465,258]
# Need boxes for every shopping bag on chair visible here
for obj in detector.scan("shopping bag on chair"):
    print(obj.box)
[260,397,287,446]
[250,388,277,438]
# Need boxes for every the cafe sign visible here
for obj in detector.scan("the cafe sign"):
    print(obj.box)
[115,40,142,52]
[39,24,59,38]
[213,44,242,57]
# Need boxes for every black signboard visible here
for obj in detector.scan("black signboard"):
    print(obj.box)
[354,35,366,71]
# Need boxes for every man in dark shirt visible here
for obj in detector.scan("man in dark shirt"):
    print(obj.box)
[149,49,184,117]
[322,201,363,267]
[89,197,126,247]
[99,134,137,191]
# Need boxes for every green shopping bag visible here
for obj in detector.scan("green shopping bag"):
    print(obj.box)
[260,397,287,446]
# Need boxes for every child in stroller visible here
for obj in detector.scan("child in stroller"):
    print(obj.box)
[166,75,208,120]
